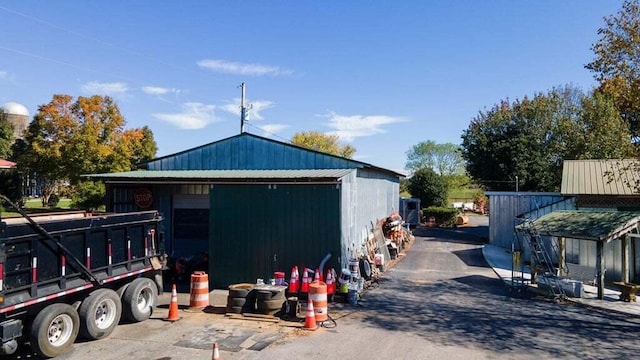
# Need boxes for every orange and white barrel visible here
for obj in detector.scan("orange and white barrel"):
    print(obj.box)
[189,271,210,309]
[309,281,328,322]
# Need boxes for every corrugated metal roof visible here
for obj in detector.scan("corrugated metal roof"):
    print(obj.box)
[85,169,354,182]
[516,210,640,242]
[561,159,640,195]
[142,133,406,178]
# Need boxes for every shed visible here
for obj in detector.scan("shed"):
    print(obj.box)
[88,133,403,288]
[399,198,421,227]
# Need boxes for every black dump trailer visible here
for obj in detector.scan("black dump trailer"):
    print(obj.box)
[0,204,165,358]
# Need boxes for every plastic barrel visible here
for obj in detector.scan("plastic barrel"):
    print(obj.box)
[274,271,286,286]
[309,281,328,322]
[189,271,210,309]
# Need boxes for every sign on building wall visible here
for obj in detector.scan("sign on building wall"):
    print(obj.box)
[134,188,153,209]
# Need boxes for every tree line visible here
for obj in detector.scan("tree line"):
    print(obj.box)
[407,0,640,202]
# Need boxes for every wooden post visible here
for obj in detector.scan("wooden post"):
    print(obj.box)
[558,237,566,276]
[622,234,630,283]
[596,240,605,300]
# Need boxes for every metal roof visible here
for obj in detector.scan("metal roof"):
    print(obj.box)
[85,169,354,183]
[516,210,640,242]
[561,159,640,195]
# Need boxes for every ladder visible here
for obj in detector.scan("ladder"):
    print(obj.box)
[518,217,566,301]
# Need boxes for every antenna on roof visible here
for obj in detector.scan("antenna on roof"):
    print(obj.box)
[239,82,252,133]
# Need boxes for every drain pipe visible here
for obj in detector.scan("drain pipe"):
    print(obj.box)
[319,253,332,280]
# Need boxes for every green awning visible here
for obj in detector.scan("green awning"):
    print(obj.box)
[516,210,640,242]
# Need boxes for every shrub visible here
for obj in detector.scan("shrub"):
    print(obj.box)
[422,206,459,226]
[47,194,60,207]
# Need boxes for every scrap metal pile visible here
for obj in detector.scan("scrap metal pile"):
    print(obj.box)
[382,213,414,259]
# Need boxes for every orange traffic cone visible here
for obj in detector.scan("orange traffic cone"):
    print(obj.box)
[314,268,321,283]
[211,342,220,360]
[165,284,180,321]
[326,268,335,296]
[301,268,310,294]
[288,265,299,293]
[304,300,317,330]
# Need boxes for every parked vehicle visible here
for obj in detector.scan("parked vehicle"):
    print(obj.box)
[0,195,166,357]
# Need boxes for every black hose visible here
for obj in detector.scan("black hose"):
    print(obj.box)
[321,314,337,329]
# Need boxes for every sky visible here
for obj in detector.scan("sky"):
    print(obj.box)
[0,1,625,174]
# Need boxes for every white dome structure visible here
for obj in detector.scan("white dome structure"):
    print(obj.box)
[1,102,30,139]
[1,102,29,117]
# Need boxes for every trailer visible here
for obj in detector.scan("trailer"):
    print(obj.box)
[0,197,166,357]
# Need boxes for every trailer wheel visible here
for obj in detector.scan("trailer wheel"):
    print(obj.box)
[122,278,158,322]
[79,289,122,340]
[30,303,79,358]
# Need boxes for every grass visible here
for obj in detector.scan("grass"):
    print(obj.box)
[448,188,480,203]
[1,197,74,217]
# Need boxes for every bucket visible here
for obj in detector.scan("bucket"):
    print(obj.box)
[189,271,209,309]
[274,271,286,286]
[348,260,360,278]
[286,297,299,318]
[348,289,358,305]
[309,281,328,322]
[338,268,351,293]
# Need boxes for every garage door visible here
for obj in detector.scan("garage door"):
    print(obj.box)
[209,183,341,288]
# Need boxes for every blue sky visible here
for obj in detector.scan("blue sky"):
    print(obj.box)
[0,1,623,174]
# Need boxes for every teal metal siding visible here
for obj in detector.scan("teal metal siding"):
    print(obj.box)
[146,134,362,171]
[209,183,341,288]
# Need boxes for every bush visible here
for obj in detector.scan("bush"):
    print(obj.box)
[47,194,60,207]
[71,181,105,211]
[422,206,459,226]
[407,168,449,208]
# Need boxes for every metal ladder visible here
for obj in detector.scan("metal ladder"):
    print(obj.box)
[519,217,566,301]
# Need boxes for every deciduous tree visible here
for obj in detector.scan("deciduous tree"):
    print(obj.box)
[291,131,356,158]
[586,0,640,139]
[405,141,464,175]
[407,167,449,208]
[461,86,635,192]
[13,94,158,207]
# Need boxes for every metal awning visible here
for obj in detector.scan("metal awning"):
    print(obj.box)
[83,169,355,184]
[515,210,640,242]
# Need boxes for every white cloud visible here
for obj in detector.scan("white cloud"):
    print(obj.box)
[322,111,406,141]
[197,59,292,76]
[152,102,218,129]
[142,86,181,96]
[82,81,128,95]
[257,123,289,136]
[0,70,8,79]
[220,99,274,121]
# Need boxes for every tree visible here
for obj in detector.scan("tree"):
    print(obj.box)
[405,141,464,175]
[291,131,356,158]
[461,85,635,192]
[0,110,15,159]
[407,167,449,208]
[13,94,158,207]
[586,0,640,139]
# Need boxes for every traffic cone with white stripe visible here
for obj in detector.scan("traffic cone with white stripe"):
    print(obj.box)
[326,268,335,299]
[165,284,180,321]
[288,265,299,294]
[300,268,310,295]
[211,342,220,360]
[304,300,317,330]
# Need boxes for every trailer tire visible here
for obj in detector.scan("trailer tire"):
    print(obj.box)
[227,296,247,307]
[122,278,157,322]
[360,258,372,280]
[30,303,79,358]
[79,289,122,340]
[228,283,253,298]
